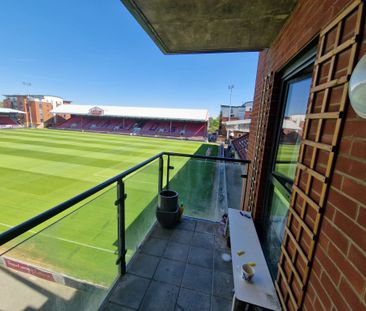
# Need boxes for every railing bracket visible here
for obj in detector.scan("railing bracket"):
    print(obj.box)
[114,194,127,206]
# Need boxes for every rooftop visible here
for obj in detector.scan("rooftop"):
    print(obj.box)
[0,108,26,114]
[51,104,209,122]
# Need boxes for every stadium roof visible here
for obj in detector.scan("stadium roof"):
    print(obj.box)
[3,94,64,98]
[0,107,25,114]
[51,105,209,122]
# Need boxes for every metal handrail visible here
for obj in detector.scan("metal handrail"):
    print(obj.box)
[0,151,250,246]
[164,151,251,163]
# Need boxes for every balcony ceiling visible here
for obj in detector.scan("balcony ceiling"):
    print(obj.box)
[120,0,298,54]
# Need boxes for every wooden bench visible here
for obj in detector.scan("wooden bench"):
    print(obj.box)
[228,208,281,310]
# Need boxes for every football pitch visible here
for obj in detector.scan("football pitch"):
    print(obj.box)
[275,144,300,181]
[0,129,214,285]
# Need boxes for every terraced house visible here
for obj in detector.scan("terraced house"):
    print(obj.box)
[0,0,365,310]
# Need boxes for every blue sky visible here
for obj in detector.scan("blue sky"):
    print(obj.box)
[0,0,258,117]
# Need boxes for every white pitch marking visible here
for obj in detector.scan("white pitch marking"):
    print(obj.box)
[0,222,115,254]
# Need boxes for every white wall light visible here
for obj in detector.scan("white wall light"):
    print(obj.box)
[349,53,366,119]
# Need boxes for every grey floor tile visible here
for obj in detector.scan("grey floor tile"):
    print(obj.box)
[188,246,213,269]
[150,224,173,240]
[139,281,179,311]
[214,249,232,273]
[190,232,214,249]
[176,288,211,311]
[212,222,225,237]
[171,229,194,244]
[163,242,190,262]
[141,237,168,256]
[129,253,160,278]
[213,271,234,299]
[175,218,196,231]
[214,234,229,250]
[109,274,149,310]
[211,295,232,311]
[153,258,185,286]
[181,264,213,294]
[102,302,136,311]
[195,221,216,234]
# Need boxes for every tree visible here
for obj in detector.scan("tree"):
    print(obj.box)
[208,116,219,133]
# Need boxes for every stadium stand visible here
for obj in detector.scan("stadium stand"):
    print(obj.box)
[232,133,249,159]
[52,105,208,141]
[0,108,25,128]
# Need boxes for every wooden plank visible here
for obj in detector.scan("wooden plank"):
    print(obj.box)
[281,245,305,289]
[278,266,299,310]
[316,36,357,64]
[305,112,341,119]
[275,281,288,311]
[310,76,348,93]
[320,0,361,36]
[302,139,334,152]
[293,185,320,212]
[297,163,327,183]
[285,227,310,263]
[288,207,315,239]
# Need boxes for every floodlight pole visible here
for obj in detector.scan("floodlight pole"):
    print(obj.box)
[227,84,234,140]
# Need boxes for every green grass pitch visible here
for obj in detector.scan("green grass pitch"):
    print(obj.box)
[0,129,215,285]
[275,144,300,181]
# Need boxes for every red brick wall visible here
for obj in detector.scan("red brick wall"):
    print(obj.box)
[29,101,40,126]
[42,102,54,122]
[303,17,366,310]
[248,0,365,309]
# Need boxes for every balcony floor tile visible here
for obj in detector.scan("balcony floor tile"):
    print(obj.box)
[153,258,185,286]
[104,217,234,311]
[140,237,168,257]
[163,241,190,262]
[211,295,232,311]
[170,228,194,244]
[109,274,150,309]
[181,264,213,294]
[187,246,214,269]
[176,288,211,311]
[139,281,179,311]
[190,232,214,249]
[128,253,160,279]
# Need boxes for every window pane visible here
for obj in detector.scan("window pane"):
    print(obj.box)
[263,74,312,279]
[274,77,311,184]
[262,182,290,279]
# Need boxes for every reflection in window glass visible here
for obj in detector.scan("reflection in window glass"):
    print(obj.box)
[262,74,312,279]
[263,183,290,279]
[274,77,311,185]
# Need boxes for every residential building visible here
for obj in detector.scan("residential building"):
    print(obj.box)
[110,0,366,309]
[220,102,253,136]
[2,95,70,128]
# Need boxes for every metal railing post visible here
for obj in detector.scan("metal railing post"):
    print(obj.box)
[240,162,250,211]
[158,155,164,193]
[166,155,170,190]
[116,179,126,275]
